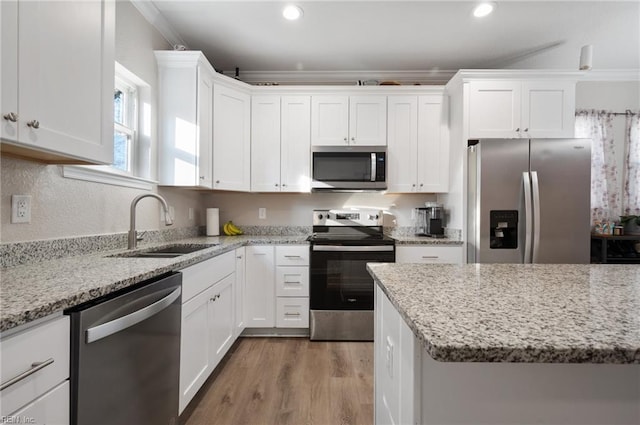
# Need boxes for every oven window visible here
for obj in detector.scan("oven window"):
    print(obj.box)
[310,250,394,310]
[313,152,372,181]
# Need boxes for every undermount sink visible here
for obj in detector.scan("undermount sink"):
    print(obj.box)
[110,243,218,258]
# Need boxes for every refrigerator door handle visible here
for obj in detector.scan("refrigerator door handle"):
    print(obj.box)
[531,171,541,263]
[522,171,533,263]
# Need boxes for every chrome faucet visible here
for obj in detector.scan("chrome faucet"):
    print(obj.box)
[128,193,174,249]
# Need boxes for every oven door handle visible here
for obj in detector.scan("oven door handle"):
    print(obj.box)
[312,245,394,252]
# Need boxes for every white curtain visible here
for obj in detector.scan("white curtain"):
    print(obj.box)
[575,110,619,224]
[623,112,640,216]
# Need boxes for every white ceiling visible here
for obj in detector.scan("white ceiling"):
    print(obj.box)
[147,0,640,84]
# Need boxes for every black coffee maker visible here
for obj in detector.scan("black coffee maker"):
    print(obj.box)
[414,204,445,237]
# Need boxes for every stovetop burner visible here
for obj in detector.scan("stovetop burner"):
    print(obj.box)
[309,209,395,245]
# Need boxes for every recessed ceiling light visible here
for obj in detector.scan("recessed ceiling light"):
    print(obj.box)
[473,2,496,18]
[283,5,303,21]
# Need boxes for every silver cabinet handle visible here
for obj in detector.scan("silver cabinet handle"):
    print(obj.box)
[27,120,40,129]
[515,128,520,132]
[422,256,439,259]
[284,281,301,284]
[351,137,355,142]
[282,183,286,187]
[86,287,181,343]
[419,183,424,187]
[343,137,348,143]
[284,312,301,317]
[0,358,54,391]
[237,255,243,259]
[284,255,301,258]
[275,183,279,187]
[215,180,220,184]
[3,112,18,122]
[524,128,529,132]
[412,183,416,187]
[199,176,205,180]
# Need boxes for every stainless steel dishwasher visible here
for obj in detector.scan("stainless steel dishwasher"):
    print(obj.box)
[66,272,182,425]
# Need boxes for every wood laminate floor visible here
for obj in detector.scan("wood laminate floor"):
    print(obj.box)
[180,337,374,425]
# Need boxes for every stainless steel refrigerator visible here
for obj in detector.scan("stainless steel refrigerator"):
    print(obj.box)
[467,138,591,264]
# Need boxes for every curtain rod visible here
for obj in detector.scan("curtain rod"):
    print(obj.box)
[611,109,636,116]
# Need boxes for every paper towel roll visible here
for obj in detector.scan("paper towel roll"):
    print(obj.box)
[206,208,220,236]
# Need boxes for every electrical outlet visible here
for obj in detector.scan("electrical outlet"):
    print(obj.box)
[11,195,32,224]
[258,207,267,220]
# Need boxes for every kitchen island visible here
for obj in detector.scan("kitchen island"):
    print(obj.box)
[367,263,640,425]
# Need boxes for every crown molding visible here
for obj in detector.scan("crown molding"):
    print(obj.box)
[577,69,640,82]
[221,70,457,86]
[130,0,187,49]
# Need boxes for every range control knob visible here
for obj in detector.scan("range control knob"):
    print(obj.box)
[368,214,379,220]
[318,214,324,220]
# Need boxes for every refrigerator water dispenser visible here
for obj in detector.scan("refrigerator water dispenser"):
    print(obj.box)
[490,210,518,249]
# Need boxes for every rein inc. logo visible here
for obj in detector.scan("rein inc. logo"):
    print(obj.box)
[1,416,35,424]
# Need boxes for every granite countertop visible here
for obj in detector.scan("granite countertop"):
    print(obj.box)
[367,263,640,364]
[392,235,463,245]
[0,235,308,332]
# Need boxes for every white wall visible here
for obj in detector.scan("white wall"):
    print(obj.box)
[0,1,204,243]
[202,192,438,228]
[575,81,640,206]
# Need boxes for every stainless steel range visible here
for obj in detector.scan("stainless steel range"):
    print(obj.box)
[308,209,395,341]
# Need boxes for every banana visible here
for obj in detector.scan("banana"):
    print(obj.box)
[223,221,243,236]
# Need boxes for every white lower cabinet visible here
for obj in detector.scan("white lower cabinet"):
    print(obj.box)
[244,245,310,330]
[179,251,236,414]
[0,315,70,424]
[375,285,419,425]
[396,245,463,264]
[245,245,276,328]
[234,247,246,337]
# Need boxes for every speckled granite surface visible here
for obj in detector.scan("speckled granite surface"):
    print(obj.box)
[385,226,462,245]
[368,263,640,364]
[0,235,308,332]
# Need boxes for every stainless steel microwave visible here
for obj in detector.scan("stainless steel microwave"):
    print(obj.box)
[311,146,387,191]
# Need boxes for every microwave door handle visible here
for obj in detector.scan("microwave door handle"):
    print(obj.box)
[371,153,376,182]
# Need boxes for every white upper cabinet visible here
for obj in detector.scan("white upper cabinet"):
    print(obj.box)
[1,0,114,164]
[156,51,215,188]
[311,95,386,146]
[387,94,449,193]
[469,80,575,139]
[251,95,281,192]
[251,95,311,192]
[280,96,311,192]
[213,83,251,191]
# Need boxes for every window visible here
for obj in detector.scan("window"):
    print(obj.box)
[113,76,137,173]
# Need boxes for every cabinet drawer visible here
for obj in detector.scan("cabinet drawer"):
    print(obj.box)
[181,251,235,302]
[396,246,463,264]
[8,380,69,424]
[276,298,309,328]
[1,316,69,416]
[275,245,309,266]
[275,266,309,297]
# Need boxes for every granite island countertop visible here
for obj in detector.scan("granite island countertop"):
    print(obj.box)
[0,235,308,332]
[367,263,640,364]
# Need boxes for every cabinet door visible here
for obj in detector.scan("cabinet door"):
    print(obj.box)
[180,286,213,413]
[311,95,349,146]
[251,95,281,192]
[387,96,418,192]
[9,381,69,425]
[417,95,449,193]
[349,95,387,146]
[209,274,235,369]
[14,0,114,164]
[214,84,251,191]
[521,81,575,138]
[234,247,246,337]
[396,246,463,264]
[469,81,521,139]
[1,1,18,143]
[244,246,275,327]
[196,64,214,188]
[281,96,311,192]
